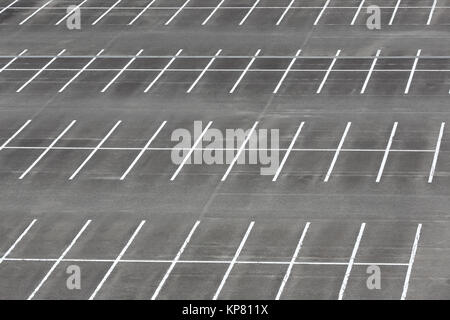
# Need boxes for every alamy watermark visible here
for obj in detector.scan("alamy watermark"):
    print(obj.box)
[171,121,280,175]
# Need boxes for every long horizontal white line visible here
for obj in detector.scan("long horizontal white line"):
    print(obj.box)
[8,68,450,73]
[1,146,436,153]
[4,6,449,11]
[3,257,409,266]
[1,54,448,59]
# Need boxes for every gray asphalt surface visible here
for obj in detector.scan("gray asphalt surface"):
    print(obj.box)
[0,0,449,300]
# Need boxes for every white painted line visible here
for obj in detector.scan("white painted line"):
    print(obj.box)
[16,49,66,93]
[120,121,167,180]
[187,49,222,93]
[0,0,19,15]
[229,49,261,94]
[144,49,183,92]
[89,220,145,300]
[404,49,421,94]
[313,0,330,26]
[165,0,190,25]
[221,122,258,181]
[276,222,310,300]
[19,0,52,25]
[316,49,340,94]
[0,119,32,151]
[276,0,295,25]
[428,122,445,183]
[69,120,121,180]
[401,223,422,300]
[338,223,365,300]
[273,122,305,181]
[4,256,410,267]
[92,0,121,25]
[101,49,143,93]
[376,122,398,183]
[59,49,104,93]
[360,49,381,94]
[238,0,261,26]
[0,219,36,264]
[273,49,301,94]
[55,0,87,25]
[324,122,351,182]
[128,0,156,25]
[19,120,76,180]
[427,0,437,25]
[28,220,91,300]
[350,0,365,25]
[0,49,27,74]
[151,221,200,300]
[389,0,401,25]
[213,221,254,300]
[170,121,213,181]
[202,0,225,25]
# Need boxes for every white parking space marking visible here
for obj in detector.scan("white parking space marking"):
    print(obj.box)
[276,0,295,26]
[273,49,301,94]
[0,219,36,264]
[165,0,191,26]
[92,0,121,25]
[272,122,305,181]
[59,49,105,93]
[19,120,76,180]
[128,0,156,25]
[202,0,225,25]
[144,49,183,92]
[0,0,19,15]
[275,222,310,300]
[69,121,121,180]
[16,49,66,93]
[401,224,422,300]
[19,0,52,25]
[404,49,421,95]
[428,122,445,183]
[360,49,381,94]
[151,221,200,300]
[389,0,401,25]
[0,0,18,13]
[221,121,258,181]
[101,49,143,93]
[350,0,365,25]
[120,121,167,180]
[170,121,213,181]
[238,0,261,26]
[55,0,87,26]
[338,223,366,300]
[376,122,398,183]
[89,220,146,300]
[213,221,254,300]
[427,0,437,25]
[324,122,351,182]
[28,220,91,300]
[313,0,331,26]
[187,49,222,93]
[0,49,27,74]
[229,49,261,94]
[316,49,341,94]
[0,119,32,151]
